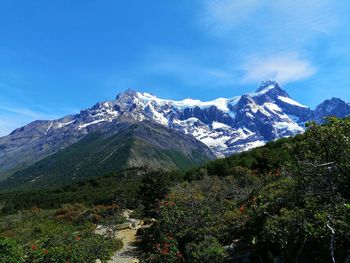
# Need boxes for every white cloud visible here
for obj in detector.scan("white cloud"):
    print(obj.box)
[0,105,60,137]
[201,0,261,34]
[142,50,238,87]
[241,53,317,84]
[0,117,26,137]
[0,105,53,119]
[194,0,343,86]
[200,0,338,36]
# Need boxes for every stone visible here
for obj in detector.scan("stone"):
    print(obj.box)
[115,222,133,230]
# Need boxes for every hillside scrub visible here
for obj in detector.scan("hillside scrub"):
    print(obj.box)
[142,118,350,263]
[0,204,123,262]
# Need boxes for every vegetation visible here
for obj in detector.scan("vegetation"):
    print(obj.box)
[1,117,350,262]
[141,118,350,262]
[0,204,123,262]
[0,167,145,215]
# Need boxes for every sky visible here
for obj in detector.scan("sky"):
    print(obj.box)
[1,0,350,136]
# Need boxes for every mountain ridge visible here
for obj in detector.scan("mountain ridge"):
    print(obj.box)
[1,80,349,182]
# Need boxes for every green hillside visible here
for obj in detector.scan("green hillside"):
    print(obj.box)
[0,122,214,191]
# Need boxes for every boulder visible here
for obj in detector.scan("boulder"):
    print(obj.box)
[128,218,141,228]
[115,222,133,230]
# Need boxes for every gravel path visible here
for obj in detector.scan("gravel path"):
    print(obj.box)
[107,228,140,263]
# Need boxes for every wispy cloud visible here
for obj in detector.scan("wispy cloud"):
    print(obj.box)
[0,117,27,137]
[241,53,317,84]
[200,0,261,35]
[195,0,343,85]
[102,50,239,91]
[0,105,60,137]
[0,105,57,120]
[144,51,237,87]
[200,0,338,37]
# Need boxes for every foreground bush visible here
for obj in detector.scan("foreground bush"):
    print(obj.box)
[0,236,23,263]
[142,118,350,263]
[0,207,123,263]
[24,231,122,263]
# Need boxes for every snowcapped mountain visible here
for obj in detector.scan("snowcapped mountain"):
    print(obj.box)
[1,80,349,180]
[110,80,312,156]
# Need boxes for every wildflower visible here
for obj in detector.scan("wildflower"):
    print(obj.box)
[170,201,175,206]
[160,247,169,255]
[43,249,49,254]
[239,204,246,213]
[275,169,281,177]
[74,236,81,241]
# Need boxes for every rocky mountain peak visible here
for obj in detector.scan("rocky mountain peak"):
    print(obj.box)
[253,80,290,101]
[255,80,281,92]
[314,97,350,123]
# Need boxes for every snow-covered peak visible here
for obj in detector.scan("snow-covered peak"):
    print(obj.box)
[115,88,138,99]
[136,91,238,113]
[255,80,281,93]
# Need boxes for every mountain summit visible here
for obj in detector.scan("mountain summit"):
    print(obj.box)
[255,80,282,92]
[1,81,349,184]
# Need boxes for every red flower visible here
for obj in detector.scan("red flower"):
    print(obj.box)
[170,201,175,206]
[43,249,49,254]
[160,247,169,255]
[31,244,38,250]
[239,204,246,213]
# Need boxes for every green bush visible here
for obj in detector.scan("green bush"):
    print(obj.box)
[0,236,23,263]
[24,232,122,263]
[186,237,227,263]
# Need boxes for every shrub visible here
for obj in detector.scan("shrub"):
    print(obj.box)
[0,236,23,263]
[186,237,227,263]
[24,231,122,263]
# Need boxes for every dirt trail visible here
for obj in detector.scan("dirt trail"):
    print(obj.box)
[106,210,142,263]
[107,228,140,263]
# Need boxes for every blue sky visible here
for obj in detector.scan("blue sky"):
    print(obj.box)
[1,0,350,136]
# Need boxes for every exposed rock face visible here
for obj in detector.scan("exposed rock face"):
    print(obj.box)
[313,98,350,123]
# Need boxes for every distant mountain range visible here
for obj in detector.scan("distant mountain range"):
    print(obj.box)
[1,80,349,189]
